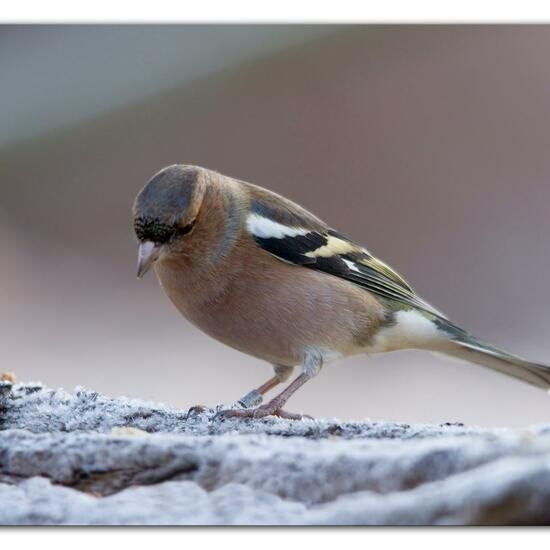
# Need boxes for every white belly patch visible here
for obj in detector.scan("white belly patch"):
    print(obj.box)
[366,310,443,353]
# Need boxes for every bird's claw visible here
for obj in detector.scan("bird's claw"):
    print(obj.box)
[185,404,208,418]
[214,404,309,421]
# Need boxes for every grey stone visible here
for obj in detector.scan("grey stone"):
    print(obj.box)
[1,381,550,525]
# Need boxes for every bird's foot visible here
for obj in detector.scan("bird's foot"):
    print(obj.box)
[185,404,208,418]
[214,403,310,421]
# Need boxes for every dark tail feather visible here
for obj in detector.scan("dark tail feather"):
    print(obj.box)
[443,335,550,391]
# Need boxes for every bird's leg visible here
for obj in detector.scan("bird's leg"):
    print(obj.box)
[220,352,322,420]
[189,367,291,417]
[237,376,279,408]
[252,372,313,420]
[237,365,294,408]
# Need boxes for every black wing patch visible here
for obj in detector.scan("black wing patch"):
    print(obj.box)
[255,231,325,265]
[251,221,443,317]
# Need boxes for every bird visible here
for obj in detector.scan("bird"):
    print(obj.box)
[133,164,550,419]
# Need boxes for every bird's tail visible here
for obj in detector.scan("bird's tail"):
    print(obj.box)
[438,322,550,391]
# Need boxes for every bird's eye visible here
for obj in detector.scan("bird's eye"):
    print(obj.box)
[177,220,195,237]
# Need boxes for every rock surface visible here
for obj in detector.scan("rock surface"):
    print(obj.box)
[1,380,550,525]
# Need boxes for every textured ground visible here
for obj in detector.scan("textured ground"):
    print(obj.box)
[1,379,550,525]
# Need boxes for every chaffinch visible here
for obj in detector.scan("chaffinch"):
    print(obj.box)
[133,164,550,419]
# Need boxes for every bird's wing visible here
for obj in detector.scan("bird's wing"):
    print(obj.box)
[245,191,445,318]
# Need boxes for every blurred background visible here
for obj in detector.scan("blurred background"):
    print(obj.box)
[1,25,550,427]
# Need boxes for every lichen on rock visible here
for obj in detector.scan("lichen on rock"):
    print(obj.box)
[1,380,550,525]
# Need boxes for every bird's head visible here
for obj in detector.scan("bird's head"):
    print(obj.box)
[132,165,206,278]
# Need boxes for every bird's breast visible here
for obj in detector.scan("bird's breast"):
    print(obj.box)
[155,253,387,367]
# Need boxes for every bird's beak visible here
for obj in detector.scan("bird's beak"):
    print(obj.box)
[137,241,162,278]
